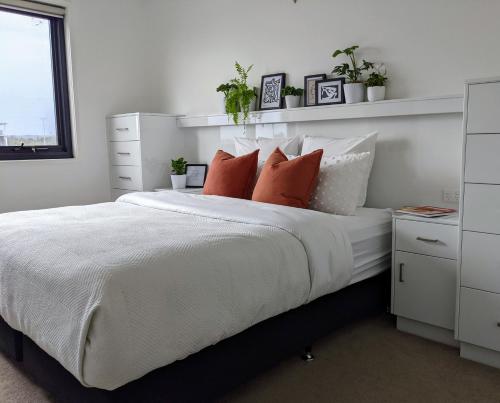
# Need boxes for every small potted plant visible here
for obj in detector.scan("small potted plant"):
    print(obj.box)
[332,45,373,104]
[216,83,237,114]
[171,157,187,189]
[365,65,388,102]
[281,86,304,109]
[225,62,257,125]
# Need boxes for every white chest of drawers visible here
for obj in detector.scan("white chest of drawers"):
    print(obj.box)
[458,77,500,368]
[107,113,184,200]
[391,214,459,346]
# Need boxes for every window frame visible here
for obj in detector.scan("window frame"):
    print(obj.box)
[0,5,73,160]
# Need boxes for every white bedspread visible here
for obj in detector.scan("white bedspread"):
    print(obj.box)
[0,192,353,390]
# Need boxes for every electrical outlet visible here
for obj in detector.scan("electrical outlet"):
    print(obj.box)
[443,188,460,203]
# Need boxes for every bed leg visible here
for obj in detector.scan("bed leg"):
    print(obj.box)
[301,346,314,362]
[13,330,23,362]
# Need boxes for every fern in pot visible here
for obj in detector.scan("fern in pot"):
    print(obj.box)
[171,157,187,189]
[365,65,388,102]
[281,86,304,109]
[332,45,373,104]
[225,62,257,125]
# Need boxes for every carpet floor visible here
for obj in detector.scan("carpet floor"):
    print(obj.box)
[1,315,500,402]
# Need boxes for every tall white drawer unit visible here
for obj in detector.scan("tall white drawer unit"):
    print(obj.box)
[458,77,500,368]
[107,113,184,200]
[391,214,459,346]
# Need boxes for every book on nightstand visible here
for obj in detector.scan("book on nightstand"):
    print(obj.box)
[395,206,457,218]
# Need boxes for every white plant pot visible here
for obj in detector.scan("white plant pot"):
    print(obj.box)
[285,95,300,109]
[367,86,386,102]
[344,83,365,104]
[220,95,227,114]
[171,174,186,190]
[248,98,256,112]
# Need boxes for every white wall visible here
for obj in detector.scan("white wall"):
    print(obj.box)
[151,0,500,208]
[151,0,500,115]
[0,0,162,213]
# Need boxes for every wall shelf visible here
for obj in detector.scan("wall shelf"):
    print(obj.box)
[177,95,463,128]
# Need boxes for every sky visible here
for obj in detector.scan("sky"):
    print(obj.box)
[0,9,56,138]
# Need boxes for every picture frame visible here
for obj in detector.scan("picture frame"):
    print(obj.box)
[185,164,208,188]
[304,74,327,107]
[259,73,286,110]
[315,77,346,106]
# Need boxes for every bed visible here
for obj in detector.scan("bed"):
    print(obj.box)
[0,191,392,402]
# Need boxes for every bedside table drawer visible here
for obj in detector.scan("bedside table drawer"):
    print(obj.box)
[462,231,500,294]
[396,219,458,259]
[459,287,500,352]
[394,251,456,330]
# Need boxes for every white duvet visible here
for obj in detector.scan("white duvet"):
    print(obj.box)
[0,192,353,390]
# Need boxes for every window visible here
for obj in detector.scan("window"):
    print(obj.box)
[0,2,72,160]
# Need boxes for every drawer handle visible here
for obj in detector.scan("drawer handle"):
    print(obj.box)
[119,176,132,180]
[115,128,130,132]
[117,152,131,156]
[497,322,500,328]
[416,237,439,243]
[399,263,405,283]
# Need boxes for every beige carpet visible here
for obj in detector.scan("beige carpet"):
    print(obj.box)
[1,315,500,402]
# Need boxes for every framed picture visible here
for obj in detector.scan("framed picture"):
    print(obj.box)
[259,73,286,110]
[316,77,345,105]
[304,74,327,107]
[185,164,208,188]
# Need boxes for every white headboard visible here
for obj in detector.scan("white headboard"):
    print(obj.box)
[182,109,462,209]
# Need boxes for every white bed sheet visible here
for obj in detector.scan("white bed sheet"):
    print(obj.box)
[334,207,393,285]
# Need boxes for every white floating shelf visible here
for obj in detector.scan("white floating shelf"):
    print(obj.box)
[177,95,463,128]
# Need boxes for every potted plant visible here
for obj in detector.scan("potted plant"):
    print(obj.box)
[171,157,187,189]
[225,62,257,125]
[365,65,388,102]
[332,45,373,104]
[281,86,304,109]
[216,83,237,114]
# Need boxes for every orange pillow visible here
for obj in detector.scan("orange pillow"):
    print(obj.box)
[252,148,323,208]
[203,150,259,199]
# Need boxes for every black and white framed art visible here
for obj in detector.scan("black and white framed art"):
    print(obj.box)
[259,73,286,110]
[304,74,327,106]
[186,164,208,188]
[315,77,345,105]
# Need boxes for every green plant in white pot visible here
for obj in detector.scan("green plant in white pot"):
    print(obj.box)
[365,65,388,102]
[281,86,304,109]
[171,157,187,189]
[216,83,237,114]
[332,45,373,104]
[225,62,256,125]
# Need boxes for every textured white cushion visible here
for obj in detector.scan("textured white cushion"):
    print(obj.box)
[310,153,372,216]
[234,136,300,161]
[301,132,377,206]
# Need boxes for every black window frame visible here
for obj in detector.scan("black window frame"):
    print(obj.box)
[0,6,73,160]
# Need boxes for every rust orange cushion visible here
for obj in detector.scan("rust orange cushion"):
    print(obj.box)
[203,149,259,199]
[252,148,323,208]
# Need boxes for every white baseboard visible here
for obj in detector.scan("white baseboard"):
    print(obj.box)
[396,316,459,347]
[460,342,500,369]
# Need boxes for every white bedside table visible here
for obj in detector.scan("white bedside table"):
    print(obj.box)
[391,213,459,346]
[154,188,203,194]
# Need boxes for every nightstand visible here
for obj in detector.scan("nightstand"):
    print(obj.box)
[391,213,459,346]
[154,188,203,194]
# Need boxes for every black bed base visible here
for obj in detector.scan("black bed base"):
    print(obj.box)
[0,272,389,403]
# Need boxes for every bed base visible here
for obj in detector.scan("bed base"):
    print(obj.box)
[0,271,389,403]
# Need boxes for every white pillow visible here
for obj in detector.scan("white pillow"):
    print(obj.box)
[234,136,300,161]
[301,131,377,206]
[310,153,372,216]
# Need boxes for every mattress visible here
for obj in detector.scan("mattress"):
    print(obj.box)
[335,207,393,285]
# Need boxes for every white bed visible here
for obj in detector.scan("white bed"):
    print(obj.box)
[0,192,391,391]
